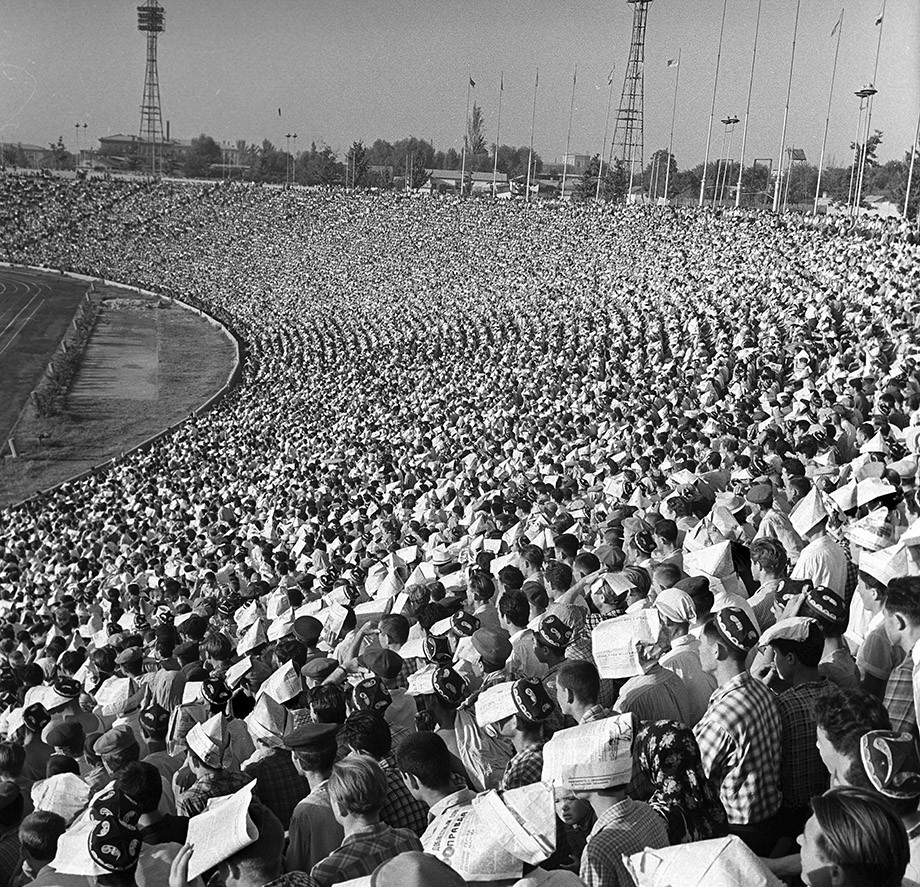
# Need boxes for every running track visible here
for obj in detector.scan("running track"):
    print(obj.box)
[0,268,89,446]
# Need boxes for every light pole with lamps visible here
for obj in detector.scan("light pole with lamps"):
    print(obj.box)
[285,133,291,185]
[290,134,297,186]
[848,86,876,215]
[717,115,739,205]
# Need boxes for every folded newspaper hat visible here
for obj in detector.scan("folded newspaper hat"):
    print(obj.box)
[245,693,291,748]
[623,834,782,887]
[187,712,230,769]
[237,619,268,656]
[542,713,634,790]
[654,588,696,624]
[860,730,920,799]
[759,616,820,646]
[789,487,830,537]
[31,771,91,824]
[260,659,302,704]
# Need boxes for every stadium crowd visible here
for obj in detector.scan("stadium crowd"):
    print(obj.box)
[0,172,919,885]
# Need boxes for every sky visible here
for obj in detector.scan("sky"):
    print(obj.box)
[1,0,917,168]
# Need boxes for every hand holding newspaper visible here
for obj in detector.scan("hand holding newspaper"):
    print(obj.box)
[185,780,258,880]
[591,609,661,679]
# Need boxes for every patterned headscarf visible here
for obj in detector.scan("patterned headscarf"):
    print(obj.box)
[635,720,729,845]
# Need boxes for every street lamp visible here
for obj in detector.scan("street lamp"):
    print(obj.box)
[717,116,740,206]
[853,85,878,217]
[847,86,876,214]
[291,133,297,186]
[712,116,739,207]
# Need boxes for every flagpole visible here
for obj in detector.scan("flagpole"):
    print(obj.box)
[597,67,615,201]
[905,108,920,218]
[664,50,680,204]
[493,72,503,196]
[855,0,887,217]
[814,10,844,215]
[699,0,728,207]
[526,70,538,203]
[772,0,803,213]
[735,0,763,208]
[561,65,577,200]
[460,78,472,197]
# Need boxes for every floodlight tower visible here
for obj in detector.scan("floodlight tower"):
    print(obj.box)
[137,0,165,177]
[611,0,652,200]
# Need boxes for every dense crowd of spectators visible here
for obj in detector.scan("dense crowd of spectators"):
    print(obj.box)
[0,173,918,886]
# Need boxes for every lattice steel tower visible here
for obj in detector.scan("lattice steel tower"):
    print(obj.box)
[610,0,652,193]
[137,1,165,177]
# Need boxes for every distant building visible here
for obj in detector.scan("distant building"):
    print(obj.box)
[0,142,51,166]
[426,169,509,194]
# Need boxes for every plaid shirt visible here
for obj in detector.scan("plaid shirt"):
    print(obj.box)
[177,770,255,817]
[884,653,917,734]
[242,746,310,828]
[776,679,830,808]
[306,822,422,887]
[379,756,428,835]
[392,655,420,691]
[580,798,668,887]
[500,742,546,791]
[693,672,783,825]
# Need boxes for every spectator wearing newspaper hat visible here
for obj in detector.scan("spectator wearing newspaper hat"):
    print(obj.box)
[761,618,831,835]
[499,679,554,791]
[694,610,783,852]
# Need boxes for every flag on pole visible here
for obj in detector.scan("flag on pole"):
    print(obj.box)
[500,72,503,91]
[573,67,577,85]
[607,65,615,85]
[278,108,282,116]
[469,77,476,87]
[875,7,883,25]
[831,10,843,35]
[667,58,679,68]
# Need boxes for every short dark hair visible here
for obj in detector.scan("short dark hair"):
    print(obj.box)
[811,786,909,887]
[573,552,601,575]
[750,538,788,577]
[554,534,579,560]
[652,562,682,588]
[556,660,599,706]
[294,740,337,774]
[339,711,391,760]
[498,591,529,630]
[497,566,525,590]
[882,577,920,626]
[813,685,891,753]
[468,571,495,603]
[310,684,346,724]
[0,743,25,779]
[200,633,232,661]
[274,636,308,670]
[653,520,678,544]
[395,732,451,790]
[18,811,66,861]
[378,615,410,646]
[782,457,806,478]
[544,561,573,592]
[519,545,544,572]
[114,762,162,813]
[0,792,23,828]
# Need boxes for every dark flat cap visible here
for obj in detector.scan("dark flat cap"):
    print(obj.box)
[282,721,339,751]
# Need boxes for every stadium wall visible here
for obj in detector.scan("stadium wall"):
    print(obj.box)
[1,263,243,510]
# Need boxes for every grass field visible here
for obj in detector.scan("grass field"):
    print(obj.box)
[0,278,237,508]
[0,268,89,444]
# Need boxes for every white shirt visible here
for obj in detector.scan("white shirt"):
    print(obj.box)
[659,635,717,727]
[791,534,848,597]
